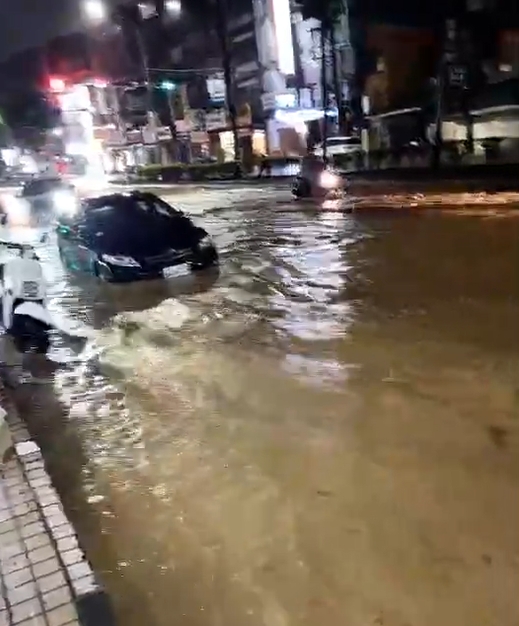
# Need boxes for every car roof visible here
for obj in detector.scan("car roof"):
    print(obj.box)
[82,191,152,209]
[24,177,62,186]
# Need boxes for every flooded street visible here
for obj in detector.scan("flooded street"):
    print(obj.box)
[8,184,519,626]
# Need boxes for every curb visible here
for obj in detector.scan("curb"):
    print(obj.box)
[0,382,116,626]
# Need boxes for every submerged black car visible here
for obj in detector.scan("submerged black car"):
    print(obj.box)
[56,191,218,282]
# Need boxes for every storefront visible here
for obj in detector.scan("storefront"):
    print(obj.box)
[262,91,338,154]
[99,125,175,172]
[182,105,266,163]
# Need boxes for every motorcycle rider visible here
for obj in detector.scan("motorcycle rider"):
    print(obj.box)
[298,149,326,197]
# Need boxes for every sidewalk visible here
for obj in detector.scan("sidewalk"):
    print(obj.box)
[0,383,115,626]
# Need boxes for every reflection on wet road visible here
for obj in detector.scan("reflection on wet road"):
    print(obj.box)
[11,185,519,626]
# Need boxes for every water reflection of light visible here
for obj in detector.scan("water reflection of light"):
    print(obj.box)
[283,353,359,389]
[267,222,355,386]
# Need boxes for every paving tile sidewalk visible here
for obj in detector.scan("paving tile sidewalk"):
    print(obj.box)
[1,452,82,626]
[1,384,115,626]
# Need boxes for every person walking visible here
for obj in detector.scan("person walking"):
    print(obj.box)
[257,153,271,178]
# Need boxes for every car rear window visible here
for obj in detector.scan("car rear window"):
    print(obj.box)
[82,195,180,238]
[22,179,63,196]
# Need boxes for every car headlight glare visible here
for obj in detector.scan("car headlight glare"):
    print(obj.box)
[53,191,77,215]
[320,171,341,189]
[102,254,140,267]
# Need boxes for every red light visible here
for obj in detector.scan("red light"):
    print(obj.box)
[49,77,66,92]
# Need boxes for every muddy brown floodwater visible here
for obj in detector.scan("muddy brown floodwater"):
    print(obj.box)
[8,186,519,626]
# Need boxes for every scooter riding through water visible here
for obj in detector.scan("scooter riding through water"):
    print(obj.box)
[292,154,345,201]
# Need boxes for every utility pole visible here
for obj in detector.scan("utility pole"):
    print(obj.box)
[134,25,156,124]
[159,81,179,160]
[320,20,329,163]
[113,5,158,125]
[329,24,346,135]
[433,18,456,170]
[214,0,241,174]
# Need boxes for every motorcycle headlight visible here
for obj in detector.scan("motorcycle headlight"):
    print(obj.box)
[320,171,341,189]
[102,254,140,267]
[53,190,77,216]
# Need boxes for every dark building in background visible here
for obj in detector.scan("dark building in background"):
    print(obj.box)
[2,0,518,161]
[345,0,519,158]
[148,0,262,113]
[126,0,264,158]
[348,0,519,113]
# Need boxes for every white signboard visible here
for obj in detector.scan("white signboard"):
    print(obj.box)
[142,126,157,145]
[191,131,208,144]
[205,109,228,131]
[104,128,126,146]
[207,75,226,103]
[156,126,173,141]
[261,92,276,111]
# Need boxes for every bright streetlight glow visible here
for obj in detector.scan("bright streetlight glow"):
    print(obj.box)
[82,0,107,22]
[49,77,66,92]
[165,0,181,15]
[160,80,176,91]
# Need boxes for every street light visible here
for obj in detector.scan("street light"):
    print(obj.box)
[82,0,106,23]
[165,0,181,16]
[49,77,66,93]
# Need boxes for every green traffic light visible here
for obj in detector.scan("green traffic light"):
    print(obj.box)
[160,81,176,91]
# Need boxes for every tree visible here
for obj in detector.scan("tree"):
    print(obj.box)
[0,90,60,150]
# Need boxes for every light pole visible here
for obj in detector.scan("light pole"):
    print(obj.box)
[81,0,182,124]
[159,80,179,160]
[165,0,182,16]
[320,21,329,164]
[215,0,241,172]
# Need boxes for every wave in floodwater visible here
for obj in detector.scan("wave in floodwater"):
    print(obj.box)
[16,189,519,626]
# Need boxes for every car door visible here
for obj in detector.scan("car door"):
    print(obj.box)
[57,218,82,271]
[75,218,100,275]
[57,210,95,274]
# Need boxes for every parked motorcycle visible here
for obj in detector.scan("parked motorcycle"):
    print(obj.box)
[0,237,54,354]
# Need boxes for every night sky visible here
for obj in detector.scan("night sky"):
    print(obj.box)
[0,0,125,60]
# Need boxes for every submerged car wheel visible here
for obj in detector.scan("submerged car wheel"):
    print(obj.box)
[191,245,218,271]
[10,315,50,355]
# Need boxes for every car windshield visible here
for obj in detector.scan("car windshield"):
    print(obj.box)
[82,196,186,255]
[326,137,361,146]
[81,205,126,251]
[22,178,64,196]
[131,195,179,218]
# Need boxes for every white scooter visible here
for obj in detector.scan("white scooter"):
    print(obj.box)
[0,238,54,354]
